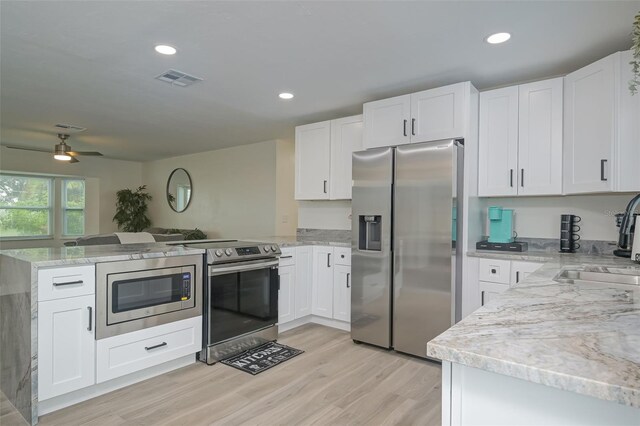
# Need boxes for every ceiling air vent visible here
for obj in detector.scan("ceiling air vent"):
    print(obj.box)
[54,123,86,133]
[155,69,203,87]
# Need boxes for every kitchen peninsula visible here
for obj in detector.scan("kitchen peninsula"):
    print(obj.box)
[0,243,205,425]
[427,253,640,425]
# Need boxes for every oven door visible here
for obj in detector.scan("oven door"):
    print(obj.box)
[107,266,195,326]
[207,258,279,345]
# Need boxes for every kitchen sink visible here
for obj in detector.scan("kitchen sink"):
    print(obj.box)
[554,268,640,286]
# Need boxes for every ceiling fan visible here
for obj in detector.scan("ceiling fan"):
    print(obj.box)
[3,133,104,163]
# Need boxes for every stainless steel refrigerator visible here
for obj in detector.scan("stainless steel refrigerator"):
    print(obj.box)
[351,139,463,358]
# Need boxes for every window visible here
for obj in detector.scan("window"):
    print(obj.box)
[0,174,86,240]
[63,179,85,236]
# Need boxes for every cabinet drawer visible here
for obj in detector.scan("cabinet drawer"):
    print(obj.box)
[334,247,351,266]
[96,316,201,383]
[478,259,511,284]
[279,248,296,267]
[38,265,95,301]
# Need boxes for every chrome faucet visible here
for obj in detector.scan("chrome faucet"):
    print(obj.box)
[614,193,640,258]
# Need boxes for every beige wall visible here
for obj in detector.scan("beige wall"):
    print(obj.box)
[142,139,296,239]
[0,146,143,248]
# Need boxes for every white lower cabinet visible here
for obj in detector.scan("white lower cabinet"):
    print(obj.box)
[38,294,96,400]
[278,264,295,325]
[312,246,334,318]
[332,264,351,322]
[511,261,543,285]
[294,246,313,319]
[96,316,201,383]
[479,281,508,306]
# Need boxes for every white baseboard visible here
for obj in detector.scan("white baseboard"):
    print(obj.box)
[278,315,350,333]
[37,354,195,417]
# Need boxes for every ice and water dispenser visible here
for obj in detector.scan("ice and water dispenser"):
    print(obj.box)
[358,215,382,251]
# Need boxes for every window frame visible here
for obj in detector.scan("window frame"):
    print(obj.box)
[61,178,86,238]
[0,173,87,241]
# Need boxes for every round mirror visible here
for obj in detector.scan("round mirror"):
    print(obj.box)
[166,168,192,212]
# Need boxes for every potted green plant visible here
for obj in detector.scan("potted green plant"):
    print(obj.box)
[113,185,153,232]
[630,12,640,95]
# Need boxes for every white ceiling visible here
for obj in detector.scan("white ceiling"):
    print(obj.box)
[1,1,638,161]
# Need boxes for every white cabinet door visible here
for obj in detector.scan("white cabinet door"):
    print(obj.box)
[510,261,543,286]
[295,121,331,200]
[294,246,313,319]
[38,295,95,400]
[518,78,563,195]
[615,50,640,192]
[478,86,519,196]
[563,53,615,194]
[332,264,351,322]
[311,246,334,318]
[330,115,363,199]
[363,94,411,149]
[278,264,295,325]
[411,82,466,143]
[478,281,508,307]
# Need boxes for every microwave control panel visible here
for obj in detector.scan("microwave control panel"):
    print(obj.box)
[181,272,191,300]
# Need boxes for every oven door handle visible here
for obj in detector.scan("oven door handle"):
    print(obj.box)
[208,259,279,276]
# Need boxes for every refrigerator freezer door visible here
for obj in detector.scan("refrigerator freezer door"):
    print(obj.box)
[393,140,459,358]
[351,147,394,348]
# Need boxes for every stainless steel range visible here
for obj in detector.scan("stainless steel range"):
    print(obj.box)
[183,240,281,364]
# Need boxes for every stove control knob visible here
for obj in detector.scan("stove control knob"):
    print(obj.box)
[263,246,270,253]
[225,248,233,256]
[214,249,223,257]
[271,245,278,252]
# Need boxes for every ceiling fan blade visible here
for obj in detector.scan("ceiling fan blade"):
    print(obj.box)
[68,151,103,156]
[2,144,53,153]
[69,156,80,163]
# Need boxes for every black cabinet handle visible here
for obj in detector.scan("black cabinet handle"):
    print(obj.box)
[346,273,350,288]
[327,253,331,268]
[510,169,514,187]
[411,118,416,136]
[521,169,524,187]
[87,306,92,332]
[53,280,83,287]
[279,255,293,259]
[516,271,520,284]
[601,159,607,181]
[145,342,167,351]
[491,268,497,274]
[481,291,485,306]
[403,120,407,137]
[323,180,327,193]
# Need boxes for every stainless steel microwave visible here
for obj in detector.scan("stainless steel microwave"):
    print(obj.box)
[96,255,203,339]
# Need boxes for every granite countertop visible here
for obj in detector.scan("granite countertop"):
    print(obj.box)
[427,254,640,408]
[0,243,205,267]
[247,236,351,248]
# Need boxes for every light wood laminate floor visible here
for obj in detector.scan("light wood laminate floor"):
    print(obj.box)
[28,324,441,425]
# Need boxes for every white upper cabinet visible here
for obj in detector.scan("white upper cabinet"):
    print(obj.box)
[518,78,563,195]
[330,115,363,199]
[295,115,363,200]
[363,83,469,149]
[563,54,615,194]
[411,82,466,143]
[295,120,332,200]
[478,86,519,196]
[615,50,640,192]
[478,78,563,197]
[363,94,411,149]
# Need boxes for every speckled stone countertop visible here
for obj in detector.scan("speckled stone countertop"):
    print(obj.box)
[0,243,205,267]
[427,254,640,408]
[247,236,350,248]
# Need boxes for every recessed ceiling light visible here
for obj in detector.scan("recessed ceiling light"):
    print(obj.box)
[54,154,72,161]
[155,45,177,55]
[279,92,294,100]
[486,32,511,44]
